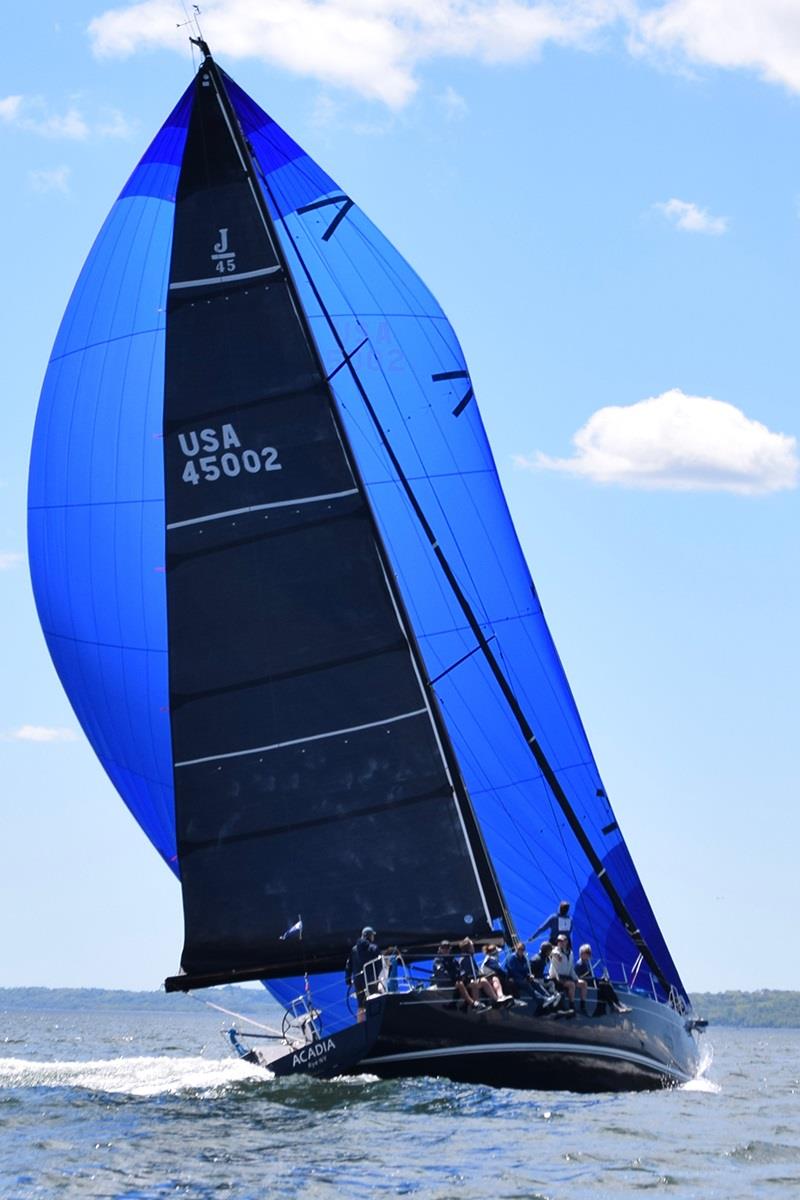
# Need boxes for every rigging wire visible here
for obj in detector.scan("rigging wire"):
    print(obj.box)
[285,185,626,842]
[273,272,619,963]
[307,383,574,923]
[252,195,674,999]
[266,171,627,859]
[186,991,284,1036]
[263,161,662,968]
[267,196,634,972]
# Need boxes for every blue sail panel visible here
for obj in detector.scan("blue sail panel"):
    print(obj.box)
[231,81,686,999]
[27,86,194,869]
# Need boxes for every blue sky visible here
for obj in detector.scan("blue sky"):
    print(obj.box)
[1,0,798,992]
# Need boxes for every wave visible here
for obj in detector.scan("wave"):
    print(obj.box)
[0,1055,267,1097]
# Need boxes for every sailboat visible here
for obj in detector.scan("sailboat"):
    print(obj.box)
[28,38,703,1092]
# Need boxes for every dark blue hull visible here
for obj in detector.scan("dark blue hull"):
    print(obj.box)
[358,989,699,1092]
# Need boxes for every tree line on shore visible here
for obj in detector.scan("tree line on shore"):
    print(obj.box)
[689,990,800,1028]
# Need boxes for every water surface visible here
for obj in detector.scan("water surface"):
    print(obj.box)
[2,1006,798,1198]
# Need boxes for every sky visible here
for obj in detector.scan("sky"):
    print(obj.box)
[1,0,798,994]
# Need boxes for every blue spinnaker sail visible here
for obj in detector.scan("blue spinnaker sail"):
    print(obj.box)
[28,87,193,869]
[28,64,688,1017]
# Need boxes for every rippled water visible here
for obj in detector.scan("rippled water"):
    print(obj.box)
[1,1005,798,1198]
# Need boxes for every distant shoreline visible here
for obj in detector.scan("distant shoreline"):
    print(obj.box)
[689,990,800,1029]
[1,986,799,1028]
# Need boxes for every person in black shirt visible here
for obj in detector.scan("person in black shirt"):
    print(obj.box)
[457,938,498,1006]
[505,940,560,1011]
[478,944,513,1004]
[345,926,380,1022]
[575,944,631,1015]
[431,940,487,1009]
[431,941,458,986]
[530,941,554,984]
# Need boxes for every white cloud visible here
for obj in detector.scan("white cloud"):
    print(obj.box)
[437,84,469,119]
[518,388,799,494]
[655,197,728,235]
[632,0,800,95]
[0,94,89,139]
[38,108,89,139]
[0,95,23,121]
[3,725,79,743]
[29,166,72,194]
[86,0,800,105]
[88,0,632,108]
[0,94,135,141]
[96,107,137,138]
[309,93,342,129]
[0,551,24,570]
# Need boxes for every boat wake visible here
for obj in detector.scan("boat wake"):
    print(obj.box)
[0,1055,267,1097]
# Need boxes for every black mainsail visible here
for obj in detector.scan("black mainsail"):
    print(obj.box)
[162,55,507,983]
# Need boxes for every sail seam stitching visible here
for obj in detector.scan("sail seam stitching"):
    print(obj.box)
[48,326,164,364]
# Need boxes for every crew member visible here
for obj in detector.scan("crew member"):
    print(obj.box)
[575,944,632,1016]
[345,926,380,1022]
[530,901,574,946]
[549,934,586,1011]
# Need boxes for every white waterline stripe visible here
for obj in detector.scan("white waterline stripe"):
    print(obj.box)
[366,1041,690,1082]
[169,265,282,290]
[174,708,427,769]
[167,488,359,530]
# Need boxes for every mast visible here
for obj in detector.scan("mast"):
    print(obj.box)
[163,46,514,991]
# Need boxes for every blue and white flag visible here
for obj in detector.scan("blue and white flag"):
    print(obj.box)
[280,917,303,941]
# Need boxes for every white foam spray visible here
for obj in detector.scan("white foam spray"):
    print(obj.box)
[681,1041,720,1093]
[0,1055,267,1097]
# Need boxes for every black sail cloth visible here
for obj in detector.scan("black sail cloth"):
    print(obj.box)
[163,61,500,981]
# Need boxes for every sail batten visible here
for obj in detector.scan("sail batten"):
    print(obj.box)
[165,487,359,529]
[173,707,429,768]
[169,264,283,289]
